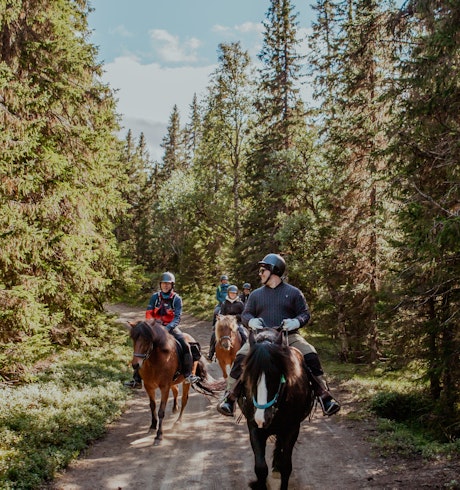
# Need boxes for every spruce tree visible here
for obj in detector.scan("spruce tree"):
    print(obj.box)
[389,0,460,422]
[239,0,311,278]
[0,0,126,373]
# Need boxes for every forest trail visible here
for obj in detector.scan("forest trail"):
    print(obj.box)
[49,304,458,489]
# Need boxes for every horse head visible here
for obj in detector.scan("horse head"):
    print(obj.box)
[128,320,168,370]
[215,314,238,351]
[243,334,289,429]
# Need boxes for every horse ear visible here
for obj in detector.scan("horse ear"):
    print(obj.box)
[275,330,284,345]
[127,321,136,329]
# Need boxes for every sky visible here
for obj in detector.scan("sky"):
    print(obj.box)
[87,1,316,160]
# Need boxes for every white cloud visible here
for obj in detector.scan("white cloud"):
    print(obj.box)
[109,24,133,38]
[149,29,201,63]
[212,21,262,36]
[102,56,215,159]
[235,21,263,34]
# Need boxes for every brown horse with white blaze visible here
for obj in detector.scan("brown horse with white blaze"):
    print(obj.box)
[215,314,243,378]
[128,319,207,445]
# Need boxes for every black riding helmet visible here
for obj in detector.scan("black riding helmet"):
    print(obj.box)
[258,253,286,277]
[160,271,175,288]
[227,285,238,294]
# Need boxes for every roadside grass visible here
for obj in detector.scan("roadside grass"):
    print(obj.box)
[309,330,459,461]
[1,302,457,489]
[0,321,133,490]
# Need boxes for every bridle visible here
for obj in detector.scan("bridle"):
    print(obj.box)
[218,335,232,346]
[253,373,286,410]
[133,343,153,363]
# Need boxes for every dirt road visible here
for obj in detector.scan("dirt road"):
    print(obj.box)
[50,304,458,489]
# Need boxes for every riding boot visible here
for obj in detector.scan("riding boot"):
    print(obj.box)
[208,330,216,361]
[182,351,199,384]
[304,353,341,416]
[237,324,248,344]
[217,376,239,416]
[124,367,142,389]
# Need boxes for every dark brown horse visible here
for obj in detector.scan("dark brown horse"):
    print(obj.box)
[238,329,314,490]
[215,314,243,379]
[128,320,207,445]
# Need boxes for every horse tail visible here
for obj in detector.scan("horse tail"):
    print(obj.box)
[193,365,227,397]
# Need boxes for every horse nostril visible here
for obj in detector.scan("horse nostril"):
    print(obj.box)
[132,362,140,369]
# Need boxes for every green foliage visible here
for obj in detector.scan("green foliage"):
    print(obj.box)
[370,390,434,422]
[0,0,130,377]
[0,322,131,489]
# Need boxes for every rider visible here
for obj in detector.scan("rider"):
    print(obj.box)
[124,272,199,388]
[239,283,252,305]
[208,285,248,360]
[208,274,230,360]
[217,254,341,417]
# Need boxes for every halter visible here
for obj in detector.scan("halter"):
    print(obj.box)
[218,335,232,345]
[252,374,286,409]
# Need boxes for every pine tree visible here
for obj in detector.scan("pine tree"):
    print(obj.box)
[0,0,126,373]
[389,0,460,422]
[307,0,394,361]
[239,0,311,277]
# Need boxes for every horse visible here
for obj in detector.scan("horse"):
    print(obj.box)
[215,314,244,378]
[128,319,207,445]
[238,328,314,490]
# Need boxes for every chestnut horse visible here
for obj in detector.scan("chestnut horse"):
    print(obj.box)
[128,320,207,445]
[215,314,243,378]
[238,328,314,490]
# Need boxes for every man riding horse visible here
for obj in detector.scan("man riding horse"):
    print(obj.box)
[124,272,199,388]
[217,253,341,417]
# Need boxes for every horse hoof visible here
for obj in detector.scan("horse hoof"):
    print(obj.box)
[153,438,162,446]
[249,481,267,490]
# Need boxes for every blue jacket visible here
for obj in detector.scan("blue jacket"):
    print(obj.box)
[215,283,229,305]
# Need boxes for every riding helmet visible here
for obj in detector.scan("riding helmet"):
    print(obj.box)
[258,254,286,276]
[227,285,238,294]
[160,271,175,286]
[243,283,251,289]
[220,274,229,281]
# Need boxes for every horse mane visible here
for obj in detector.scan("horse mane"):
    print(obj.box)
[242,334,306,400]
[215,315,238,335]
[129,320,171,352]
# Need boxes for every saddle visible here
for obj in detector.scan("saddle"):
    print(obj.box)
[172,339,202,380]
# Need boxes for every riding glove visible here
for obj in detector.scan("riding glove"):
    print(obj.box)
[248,318,264,330]
[282,318,300,331]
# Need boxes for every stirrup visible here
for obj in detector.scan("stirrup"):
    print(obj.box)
[184,374,200,384]
[217,399,235,417]
[318,394,341,416]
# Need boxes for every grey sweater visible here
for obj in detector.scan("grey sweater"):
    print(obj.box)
[241,281,311,330]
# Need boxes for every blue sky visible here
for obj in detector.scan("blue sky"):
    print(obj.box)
[87,1,315,160]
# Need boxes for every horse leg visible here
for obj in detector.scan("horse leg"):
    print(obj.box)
[145,388,157,432]
[171,385,179,413]
[176,381,191,424]
[217,355,228,379]
[154,387,169,446]
[248,426,269,490]
[274,426,300,490]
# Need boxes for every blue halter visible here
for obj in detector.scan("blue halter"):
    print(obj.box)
[253,374,286,409]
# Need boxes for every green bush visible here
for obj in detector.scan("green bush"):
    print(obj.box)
[370,390,434,422]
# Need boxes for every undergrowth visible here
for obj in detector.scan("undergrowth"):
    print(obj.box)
[0,321,132,490]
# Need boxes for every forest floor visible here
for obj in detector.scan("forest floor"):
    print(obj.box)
[48,303,459,489]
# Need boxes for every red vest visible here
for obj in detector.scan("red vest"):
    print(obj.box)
[146,292,176,324]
